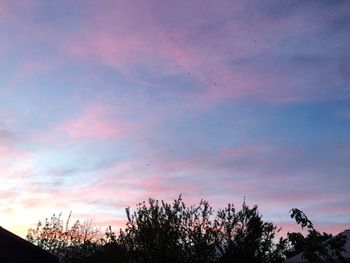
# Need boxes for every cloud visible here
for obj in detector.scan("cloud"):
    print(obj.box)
[2,0,349,106]
[47,0,350,106]
[1,0,349,238]
[54,103,131,141]
[0,128,29,168]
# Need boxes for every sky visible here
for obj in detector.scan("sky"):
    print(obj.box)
[0,0,349,237]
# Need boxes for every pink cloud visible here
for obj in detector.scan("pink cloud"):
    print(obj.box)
[1,1,349,239]
[57,104,130,140]
[0,1,37,37]
[2,1,349,106]
[0,144,28,164]
[7,154,346,239]
[55,2,314,105]
[64,145,274,209]
[0,129,30,169]
[20,58,62,75]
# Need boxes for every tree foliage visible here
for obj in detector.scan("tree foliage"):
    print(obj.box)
[26,212,102,262]
[26,197,347,263]
[286,208,347,262]
[117,196,219,263]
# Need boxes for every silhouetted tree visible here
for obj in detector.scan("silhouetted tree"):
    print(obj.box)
[215,202,286,263]
[80,226,128,263]
[26,197,348,263]
[117,196,208,262]
[286,208,347,262]
[117,196,285,263]
[27,212,101,262]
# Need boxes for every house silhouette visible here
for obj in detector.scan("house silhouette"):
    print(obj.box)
[0,226,59,263]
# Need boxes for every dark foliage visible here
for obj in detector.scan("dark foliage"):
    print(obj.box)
[26,212,102,262]
[27,197,347,263]
[286,208,347,262]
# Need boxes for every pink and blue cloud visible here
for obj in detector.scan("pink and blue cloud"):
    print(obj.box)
[0,0,349,236]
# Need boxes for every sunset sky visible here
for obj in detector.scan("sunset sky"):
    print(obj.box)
[1,0,349,237]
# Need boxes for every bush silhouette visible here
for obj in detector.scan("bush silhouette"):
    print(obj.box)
[286,208,347,262]
[27,212,102,262]
[27,196,347,263]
